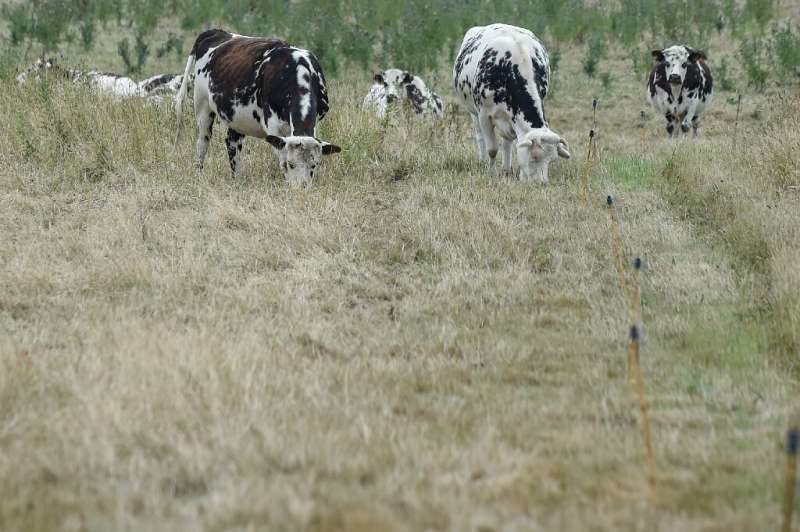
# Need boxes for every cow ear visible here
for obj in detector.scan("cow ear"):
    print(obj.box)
[374,73,384,84]
[557,139,571,159]
[687,48,706,62]
[651,50,665,62]
[266,135,286,150]
[402,72,413,84]
[320,142,342,155]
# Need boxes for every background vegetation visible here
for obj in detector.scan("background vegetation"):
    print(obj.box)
[3,0,800,86]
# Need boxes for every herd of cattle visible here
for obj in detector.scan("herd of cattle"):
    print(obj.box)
[16,23,714,185]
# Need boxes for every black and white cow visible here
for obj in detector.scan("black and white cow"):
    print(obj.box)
[363,69,444,118]
[174,29,341,185]
[17,56,183,101]
[16,57,141,97]
[648,45,713,137]
[453,24,570,183]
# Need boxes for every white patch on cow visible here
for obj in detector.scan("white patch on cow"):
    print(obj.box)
[362,84,389,117]
[453,23,568,182]
[296,66,312,120]
[87,72,141,97]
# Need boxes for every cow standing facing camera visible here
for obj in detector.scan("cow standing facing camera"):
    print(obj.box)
[453,24,570,183]
[648,45,714,138]
[175,29,341,186]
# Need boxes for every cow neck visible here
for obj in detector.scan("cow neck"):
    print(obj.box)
[511,107,547,138]
[289,100,317,137]
[509,80,547,137]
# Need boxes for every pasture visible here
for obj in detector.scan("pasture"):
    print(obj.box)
[1,2,799,531]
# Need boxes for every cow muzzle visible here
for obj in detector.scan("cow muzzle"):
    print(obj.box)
[668,74,682,85]
[386,94,398,104]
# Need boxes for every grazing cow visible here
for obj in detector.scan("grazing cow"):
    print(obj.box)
[16,57,141,97]
[648,45,713,137]
[453,24,570,183]
[174,29,341,185]
[363,69,444,118]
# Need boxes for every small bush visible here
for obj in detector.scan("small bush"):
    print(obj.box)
[118,31,150,75]
[739,38,769,89]
[715,56,736,92]
[771,23,800,81]
[582,34,607,78]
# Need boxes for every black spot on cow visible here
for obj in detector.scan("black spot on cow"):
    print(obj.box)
[472,46,546,128]
[141,74,177,93]
[191,29,235,62]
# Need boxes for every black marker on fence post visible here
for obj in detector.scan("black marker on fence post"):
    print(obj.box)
[630,324,656,499]
[784,428,799,532]
[589,99,599,177]
[628,257,643,384]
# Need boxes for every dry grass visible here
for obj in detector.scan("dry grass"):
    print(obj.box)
[0,35,798,532]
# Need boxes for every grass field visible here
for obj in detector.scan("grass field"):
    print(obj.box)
[1,22,799,532]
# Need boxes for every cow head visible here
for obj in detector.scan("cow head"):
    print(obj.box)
[265,135,341,186]
[16,57,58,84]
[652,46,706,91]
[373,69,413,105]
[516,128,571,184]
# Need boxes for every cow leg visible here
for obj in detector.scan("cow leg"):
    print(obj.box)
[471,115,487,162]
[500,139,514,177]
[225,129,245,177]
[478,114,498,171]
[682,105,698,137]
[665,112,676,138]
[195,110,215,170]
[692,115,700,137]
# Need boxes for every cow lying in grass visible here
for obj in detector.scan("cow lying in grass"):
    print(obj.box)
[174,29,341,186]
[453,24,570,183]
[363,69,443,119]
[17,57,184,100]
[648,45,714,138]
[17,57,141,97]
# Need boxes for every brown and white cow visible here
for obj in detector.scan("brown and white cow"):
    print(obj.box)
[175,29,341,185]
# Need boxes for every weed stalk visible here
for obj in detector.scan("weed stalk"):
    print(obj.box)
[628,257,642,384]
[784,428,799,532]
[630,325,656,499]
[606,195,629,297]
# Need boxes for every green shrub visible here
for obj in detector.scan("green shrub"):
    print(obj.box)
[739,38,770,89]
[771,23,800,81]
[582,34,607,78]
[715,56,736,92]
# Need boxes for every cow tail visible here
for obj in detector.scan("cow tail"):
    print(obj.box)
[174,54,195,145]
